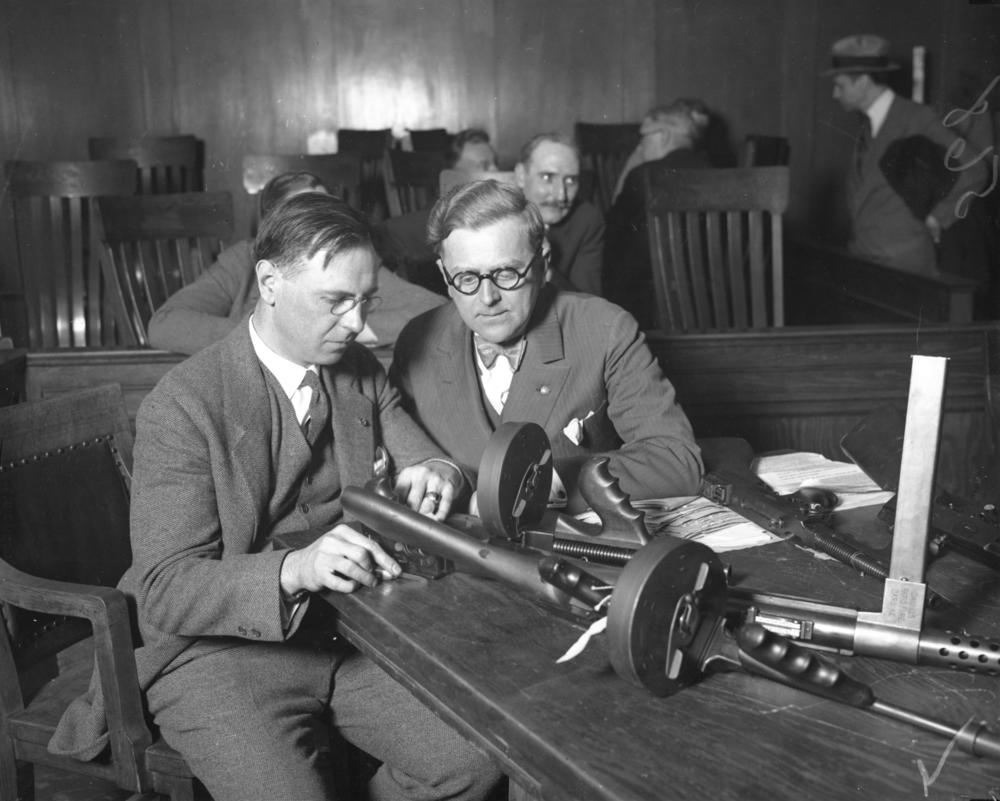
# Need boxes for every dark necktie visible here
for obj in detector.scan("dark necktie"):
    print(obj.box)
[299,370,330,446]
[855,117,872,172]
[475,338,525,370]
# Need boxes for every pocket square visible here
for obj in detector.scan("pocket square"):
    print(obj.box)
[562,410,595,446]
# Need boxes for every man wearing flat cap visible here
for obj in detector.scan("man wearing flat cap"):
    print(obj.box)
[826,34,987,275]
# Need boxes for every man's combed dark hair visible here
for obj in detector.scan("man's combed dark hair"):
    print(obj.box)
[259,171,328,219]
[253,192,371,275]
[426,179,545,256]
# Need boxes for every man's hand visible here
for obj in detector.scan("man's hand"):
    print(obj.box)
[280,524,401,596]
[395,459,464,521]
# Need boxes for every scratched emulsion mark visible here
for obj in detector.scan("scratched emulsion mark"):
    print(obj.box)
[916,715,975,796]
[942,74,999,219]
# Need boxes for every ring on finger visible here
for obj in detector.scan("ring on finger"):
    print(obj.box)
[425,490,442,504]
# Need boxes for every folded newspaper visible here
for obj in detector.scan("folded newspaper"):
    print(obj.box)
[573,452,893,553]
[575,495,780,553]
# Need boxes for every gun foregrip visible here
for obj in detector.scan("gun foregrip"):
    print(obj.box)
[578,457,649,546]
[737,623,875,708]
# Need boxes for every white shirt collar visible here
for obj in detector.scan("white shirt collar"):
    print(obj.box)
[248,315,316,400]
[865,88,894,138]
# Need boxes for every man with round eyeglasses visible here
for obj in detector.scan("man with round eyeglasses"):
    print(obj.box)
[52,192,502,801]
[390,180,703,514]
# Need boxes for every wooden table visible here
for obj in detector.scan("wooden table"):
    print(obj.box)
[287,503,1000,801]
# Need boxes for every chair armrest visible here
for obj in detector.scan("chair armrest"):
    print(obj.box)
[0,559,126,621]
[0,558,153,778]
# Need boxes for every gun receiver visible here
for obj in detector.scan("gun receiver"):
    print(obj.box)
[702,465,890,579]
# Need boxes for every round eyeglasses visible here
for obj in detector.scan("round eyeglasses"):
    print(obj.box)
[328,294,382,316]
[440,245,544,296]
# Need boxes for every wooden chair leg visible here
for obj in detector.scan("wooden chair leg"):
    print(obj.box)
[0,741,34,801]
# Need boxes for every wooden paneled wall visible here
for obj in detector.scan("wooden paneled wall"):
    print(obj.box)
[0,0,996,301]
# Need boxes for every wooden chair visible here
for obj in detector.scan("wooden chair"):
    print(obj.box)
[4,159,138,349]
[643,166,790,332]
[242,152,363,214]
[88,135,203,194]
[407,128,453,155]
[336,128,395,221]
[383,149,448,217]
[740,134,791,167]
[574,121,640,216]
[0,384,195,801]
[99,191,235,347]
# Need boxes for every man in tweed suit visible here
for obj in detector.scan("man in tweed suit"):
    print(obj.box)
[390,180,702,515]
[52,193,501,800]
[826,34,987,274]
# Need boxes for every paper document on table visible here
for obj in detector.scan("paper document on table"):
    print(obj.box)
[575,496,780,553]
[752,452,895,511]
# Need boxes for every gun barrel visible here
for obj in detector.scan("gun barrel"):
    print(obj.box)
[342,486,576,613]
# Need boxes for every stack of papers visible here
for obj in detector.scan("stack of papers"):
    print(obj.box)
[752,452,895,511]
[575,496,780,553]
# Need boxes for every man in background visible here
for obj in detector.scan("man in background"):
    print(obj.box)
[373,127,499,288]
[603,103,713,328]
[390,180,702,514]
[825,34,987,275]
[148,171,444,354]
[514,133,604,296]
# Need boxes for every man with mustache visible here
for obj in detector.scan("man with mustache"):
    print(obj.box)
[514,133,605,297]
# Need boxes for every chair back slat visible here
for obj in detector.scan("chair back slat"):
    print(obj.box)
[242,152,363,212]
[643,166,789,332]
[704,213,729,326]
[575,121,640,216]
[385,149,447,217]
[725,211,748,329]
[5,159,137,348]
[684,213,712,326]
[89,135,202,194]
[98,191,234,346]
[747,210,768,327]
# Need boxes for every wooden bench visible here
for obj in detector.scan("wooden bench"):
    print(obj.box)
[19,322,1000,498]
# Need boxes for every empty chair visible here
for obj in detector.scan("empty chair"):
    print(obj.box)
[741,134,791,167]
[4,159,137,348]
[0,384,195,800]
[88,135,202,194]
[384,149,448,217]
[575,121,641,216]
[643,166,790,332]
[99,191,234,346]
[242,152,363,213]
[336,128,395,220]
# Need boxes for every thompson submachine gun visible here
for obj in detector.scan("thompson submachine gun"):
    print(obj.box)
[352,420,651,587]
[343,408,1000,758]
[347,355,1000,671]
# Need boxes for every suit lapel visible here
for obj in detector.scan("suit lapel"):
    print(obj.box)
[435,313,495,440]
[324,359,377,489]
[501,297,569,427]
[222,325,272,544]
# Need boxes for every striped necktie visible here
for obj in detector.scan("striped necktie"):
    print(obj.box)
[299,370,329,446]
